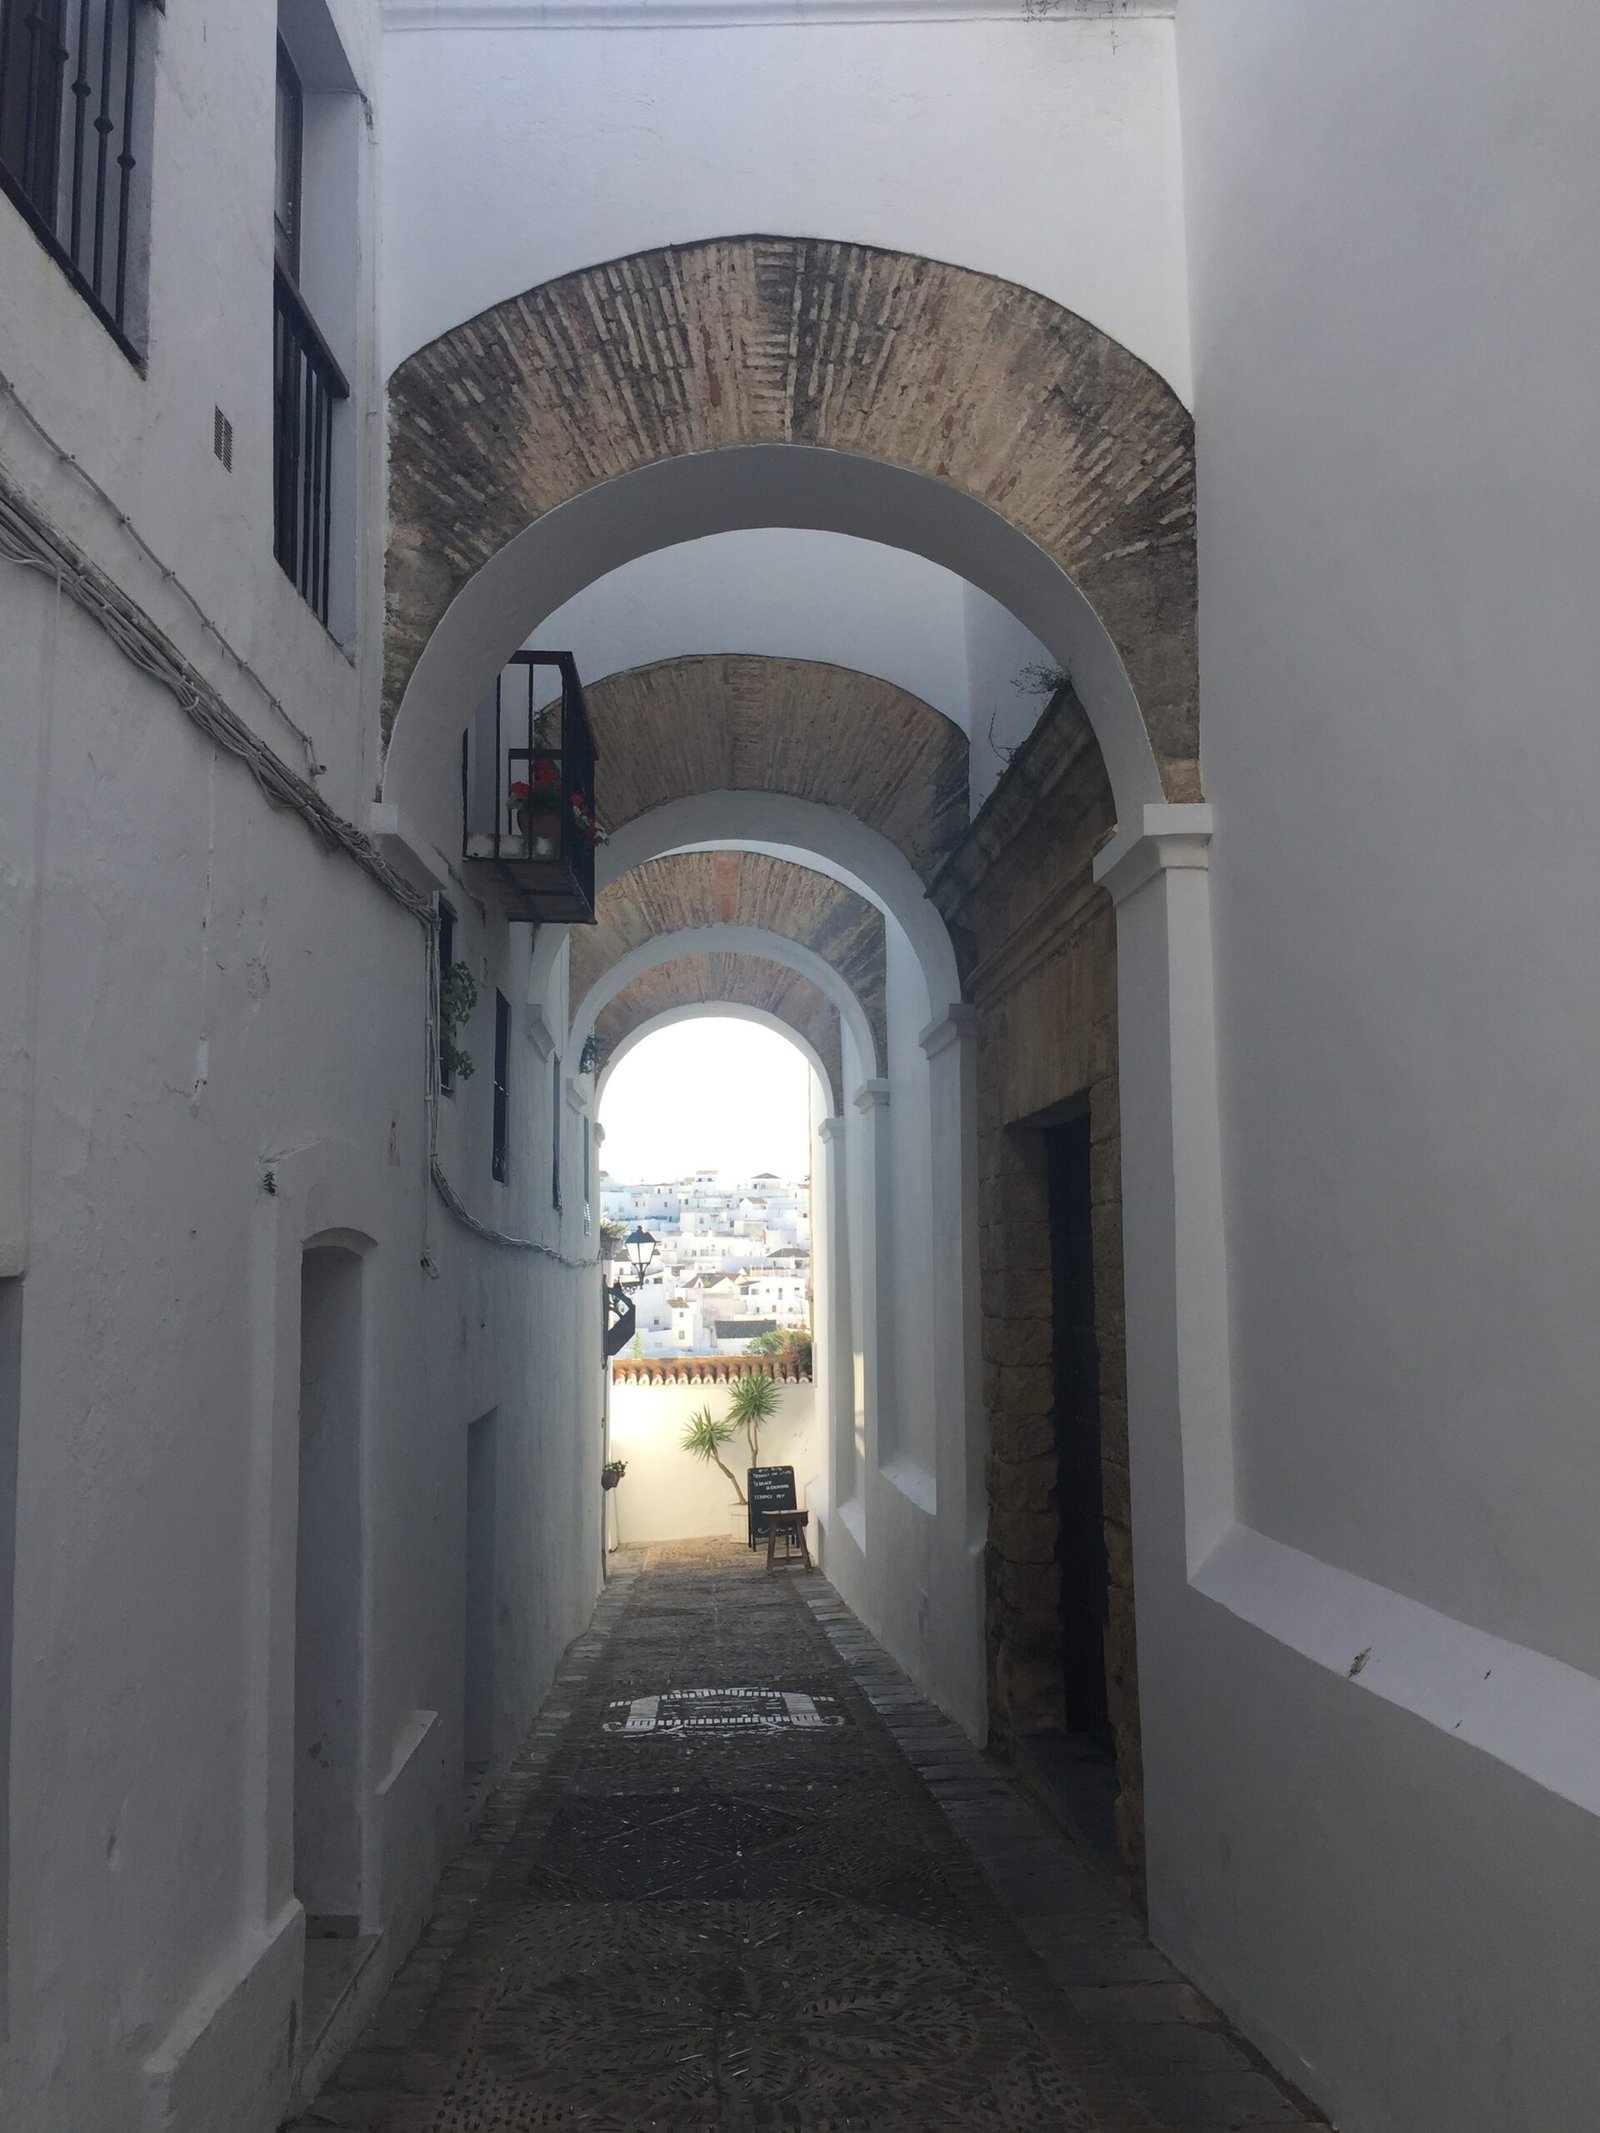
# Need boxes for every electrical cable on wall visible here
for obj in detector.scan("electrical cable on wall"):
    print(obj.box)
[0,365,325,778]
[0,462,598,1272]
[0,472,432,920]
[422,919,599,1272]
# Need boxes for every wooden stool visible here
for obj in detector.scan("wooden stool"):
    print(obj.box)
[764,1508,812,1572]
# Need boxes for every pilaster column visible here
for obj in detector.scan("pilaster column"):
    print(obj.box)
[1093,804,1234,1576]
[814,1113,855,1529]
[918,1005,980,1531]
[850,1079,892,1524]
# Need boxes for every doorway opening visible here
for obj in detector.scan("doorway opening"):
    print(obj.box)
[463,1410,497,1789]
[595,1016,820,1549]
[295,1244,365,1940]
[986,1087,1134,1881]
[1041,1115,1117,1861]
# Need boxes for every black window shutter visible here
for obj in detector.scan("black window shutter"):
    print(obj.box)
[491,991,510,1182]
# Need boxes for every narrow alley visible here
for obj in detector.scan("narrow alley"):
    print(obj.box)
[290,1545,1321,2132]
[6,8,1596,2128]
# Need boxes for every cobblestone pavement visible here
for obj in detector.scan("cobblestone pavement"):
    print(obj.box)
[289,1541,1326,2131]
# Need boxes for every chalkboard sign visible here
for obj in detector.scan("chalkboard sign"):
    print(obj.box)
[747,1465,797,1548]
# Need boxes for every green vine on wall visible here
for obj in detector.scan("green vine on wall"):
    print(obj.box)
[439,960,479,1083]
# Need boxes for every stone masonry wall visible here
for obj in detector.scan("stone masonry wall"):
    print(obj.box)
[932,686,1143,1885]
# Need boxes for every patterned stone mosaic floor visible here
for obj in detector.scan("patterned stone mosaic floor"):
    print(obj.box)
[289,1541,1326,2132]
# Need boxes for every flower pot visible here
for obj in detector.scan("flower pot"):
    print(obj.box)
[514,805,561,858]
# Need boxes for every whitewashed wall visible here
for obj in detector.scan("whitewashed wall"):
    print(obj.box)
[530,532,1054,812]
[607,1376,820,1546]
[1147,5,1600,2128]
[0,7,603,2130]
[378,11,1190,399]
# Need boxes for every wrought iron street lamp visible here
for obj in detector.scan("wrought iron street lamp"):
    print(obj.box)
[623,1225,659,1289]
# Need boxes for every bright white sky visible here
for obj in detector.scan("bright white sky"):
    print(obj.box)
[598,1020,813,1184]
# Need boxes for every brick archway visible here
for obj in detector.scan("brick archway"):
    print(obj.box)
[583,658,967,881]
[594,954,845,1111]
[385,236,1197,798]
[573,852,887,1066]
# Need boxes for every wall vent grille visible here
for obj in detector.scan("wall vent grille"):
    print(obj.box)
[213,408,234,472]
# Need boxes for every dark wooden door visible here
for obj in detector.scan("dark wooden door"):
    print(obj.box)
[1047,1118,1112,1752]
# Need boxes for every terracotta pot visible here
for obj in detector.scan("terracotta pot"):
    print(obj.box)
[515,804,561,856]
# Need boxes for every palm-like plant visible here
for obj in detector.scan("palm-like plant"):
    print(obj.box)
[681,1403,746,1505]
[727,1370,780,1466]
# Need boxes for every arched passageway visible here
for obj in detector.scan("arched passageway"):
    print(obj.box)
[378,233,1221,1904]
[574,851,888,1070]
[7,12,1585,2126]
[594,957,847,1114]
[383,237,1196,798]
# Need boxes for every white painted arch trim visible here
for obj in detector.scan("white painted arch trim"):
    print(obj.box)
[570,922,879,1086]
[383,444,1162,865]
[594,1002,835,1116]
[600,790,962,1024]
[524,533,1018,742]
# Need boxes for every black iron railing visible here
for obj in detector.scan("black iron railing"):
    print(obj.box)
[273,266,348,625]
[0,0,150,352]
[462,651,600,926]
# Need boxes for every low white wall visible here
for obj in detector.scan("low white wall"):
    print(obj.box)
[607,1376,819,1548]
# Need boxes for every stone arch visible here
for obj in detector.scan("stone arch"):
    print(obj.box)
[573,851,887,1065]
[597,790,962,1027]
[582,657,967,881]
[574,926,878,1091]
[591,954,847,1112]
[384,236,1196,806]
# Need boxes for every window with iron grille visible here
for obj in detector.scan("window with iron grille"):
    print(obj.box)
[0,0,156,356]
[491,992,510,1185]
[271,18,351,629]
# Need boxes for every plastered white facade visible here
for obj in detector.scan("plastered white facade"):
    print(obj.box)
[531,532,1056,812]
[1135,5,1600,2126]
[0,8,600,2128]
[377,9,1191,397]
[4,4,1599,2130]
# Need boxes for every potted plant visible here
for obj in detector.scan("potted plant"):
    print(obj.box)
[509,758,561,853]
[567,790,607,848]
[601,1458,627,1491]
